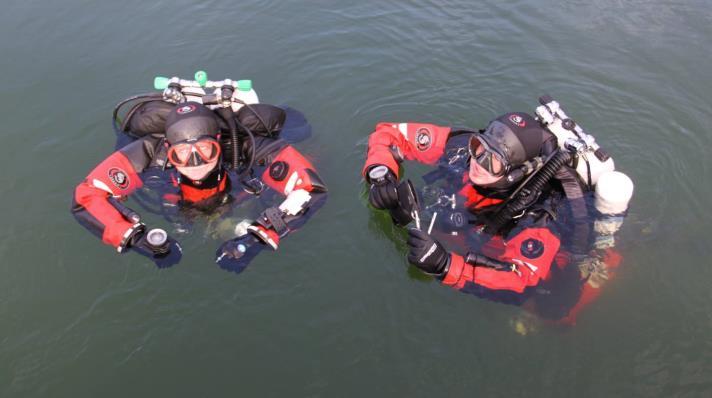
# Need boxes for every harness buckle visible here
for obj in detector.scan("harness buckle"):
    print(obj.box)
[241,177,265,196]
[261,207,289,237]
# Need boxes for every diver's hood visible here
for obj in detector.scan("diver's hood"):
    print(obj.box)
[475,112,553,191]
[165,102,219,144]
[478,112,547,169]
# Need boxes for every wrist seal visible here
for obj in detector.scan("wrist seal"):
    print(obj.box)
[118,223,145,253]
[247,225,279,250]
[421,255,450,279]
[368,165,392,185]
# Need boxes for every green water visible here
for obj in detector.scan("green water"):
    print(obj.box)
[1,0,711,396]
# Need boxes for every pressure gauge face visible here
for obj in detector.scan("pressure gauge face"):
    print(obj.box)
[368,165,390,182]
[147,228,168,247]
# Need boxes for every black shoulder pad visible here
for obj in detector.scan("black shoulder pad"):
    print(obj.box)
[126,100,175,137]
[117,136,162,173]
[236,104,286,138]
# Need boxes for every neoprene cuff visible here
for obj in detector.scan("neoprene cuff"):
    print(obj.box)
[436,255,451,280]
[248,225,280,250]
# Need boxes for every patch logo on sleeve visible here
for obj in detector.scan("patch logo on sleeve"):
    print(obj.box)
[108,167,130,190]
[415,128,432,151]
[520,238,544,259]
[176,104,196,115]
[269,161,289,181]
[509,114,526,127]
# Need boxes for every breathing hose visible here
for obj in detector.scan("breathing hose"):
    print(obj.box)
[214,108,258,176]
[216,107,241,170]
[233,119,257,175]
[228,98,271,175]
[485,149,573,234]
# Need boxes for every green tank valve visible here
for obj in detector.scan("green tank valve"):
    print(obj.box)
[195,70,208,87]
[237,80,252,92]
[153,76,169,90]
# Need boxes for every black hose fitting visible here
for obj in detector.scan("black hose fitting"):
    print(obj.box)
[465,252,512,271]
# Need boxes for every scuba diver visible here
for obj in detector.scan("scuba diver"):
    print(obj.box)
[72,72,327,272]
[363,96,633,321]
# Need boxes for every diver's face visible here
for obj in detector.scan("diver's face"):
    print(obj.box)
[168,137,221,182]
[176,159,219,181]
[469,158,504,186]
[468,137,504,185]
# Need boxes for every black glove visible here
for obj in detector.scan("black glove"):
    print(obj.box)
[215,233,265,274]
[130,229,182,269]
[367,165,399,210]
[406,228,450,275]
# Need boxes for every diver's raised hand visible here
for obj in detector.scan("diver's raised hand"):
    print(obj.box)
[406,228,449,275]
[367,165,399,210]
[129,228,183,269]
[215,234,265,274]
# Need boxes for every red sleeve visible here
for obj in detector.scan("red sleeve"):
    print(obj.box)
[261,145,326,196]
[72,151,143,249]
[362,122,452,177]
[442,228,561,293]
[257,145,327,248]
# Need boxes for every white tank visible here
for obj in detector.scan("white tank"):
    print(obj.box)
[592,171,633,248]
[576,150,615,187]
[230,80,259,112]
[594,171,634,215]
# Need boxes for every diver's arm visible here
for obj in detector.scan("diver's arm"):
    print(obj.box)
[406,229,539,293]
[71,137,158,250]
[442,254,541,293]
[215,144,326,272]
[362,122,452,178]
[251,145,327,249]
[442,227,561,293]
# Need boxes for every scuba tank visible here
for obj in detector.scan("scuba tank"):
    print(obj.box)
[113,70,260,139]
[153,71,259,111]
[592,170,634,248]
[535,95,614,187]
[535,95,634,238]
